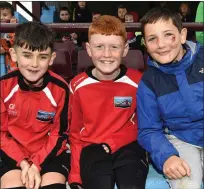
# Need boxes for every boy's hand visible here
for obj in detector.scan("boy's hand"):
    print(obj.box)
[20,159,30,185]
[163,155,191,179]
[27,164,41,189]
[10,17,17,23]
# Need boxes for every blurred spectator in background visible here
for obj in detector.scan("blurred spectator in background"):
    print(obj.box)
[125,12,143,51]
[195,1,204,45]
[92,12,101,22]
[72,1,92,50]
[55,7,72,42]
[117,4,127,22]
[178,2,195,41]
[0,1,17,74]
[73,1,92,23]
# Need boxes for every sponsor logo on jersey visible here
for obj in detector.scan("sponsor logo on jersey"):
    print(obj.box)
[114,96,132,108]
[36,110,55,122]
[8,103,18,116]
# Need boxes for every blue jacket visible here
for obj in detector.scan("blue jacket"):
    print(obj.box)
[137,41,204,172]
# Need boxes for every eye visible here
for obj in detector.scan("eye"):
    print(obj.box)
[148,37,156,42]
[23,54,32,58]
[165,33,173,37]
[96,45,102,49]
[40,56,48,60]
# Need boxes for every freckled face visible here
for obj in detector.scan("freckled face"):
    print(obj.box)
[144,19,187,64]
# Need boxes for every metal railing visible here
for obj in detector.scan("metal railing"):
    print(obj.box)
[0,22,204,33]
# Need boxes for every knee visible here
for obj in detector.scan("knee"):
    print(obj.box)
[170,177,202,189]
[41,172,66,187]
[1,170,23,188]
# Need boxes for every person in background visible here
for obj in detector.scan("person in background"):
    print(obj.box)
[92,12,101,22]
[68,15,148,189]
[55,7,72,42]
[0,1,17,74]
[178,2,195,41]
[117,4,127,22]
[137,7,203,189]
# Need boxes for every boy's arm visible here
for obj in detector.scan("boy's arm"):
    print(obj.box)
[68,86,84,185]
[136,81,179,171]
[0,98,29,166]
[29,90,69,171]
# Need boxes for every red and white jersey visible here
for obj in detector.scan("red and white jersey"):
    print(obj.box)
[68,65,142,184]
[0,70,69,171]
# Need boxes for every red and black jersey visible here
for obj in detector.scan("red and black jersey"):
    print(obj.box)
[68,65,142,184]
[0,70,69,172]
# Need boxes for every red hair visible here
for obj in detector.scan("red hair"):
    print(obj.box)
[88,15,127,43]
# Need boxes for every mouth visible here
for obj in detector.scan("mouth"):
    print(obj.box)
[100,60,114,64]
[27,69,39,73]
[158,51,170,56]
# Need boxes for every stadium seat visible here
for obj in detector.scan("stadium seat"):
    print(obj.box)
[123,50,145,71]
[77,50,92,73]
[51,50,73,83]
[54,41,77,65]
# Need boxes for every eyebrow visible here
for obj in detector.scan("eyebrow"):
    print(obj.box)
[22,51,49,56]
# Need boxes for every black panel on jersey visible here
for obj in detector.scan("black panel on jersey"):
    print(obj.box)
[0,69,20,81]
[142,67,178,97]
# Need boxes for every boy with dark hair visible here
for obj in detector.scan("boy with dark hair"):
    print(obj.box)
[137,7,203,189]
[117,4,127,22]
[0,1,17,74]
[0,22,70,189]
[68,15,148,189]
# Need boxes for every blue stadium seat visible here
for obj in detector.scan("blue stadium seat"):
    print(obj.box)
[40,6,57,23]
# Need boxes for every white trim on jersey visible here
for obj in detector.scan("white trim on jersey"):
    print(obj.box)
[115,76,138,88]
[43,87,57,107]
[4,84,19,103]
[75,77,99,92]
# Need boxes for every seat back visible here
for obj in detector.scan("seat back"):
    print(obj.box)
[123,50,144,71]
[53,41,77,65]
[77,50,92,73]
[51,50,73,83]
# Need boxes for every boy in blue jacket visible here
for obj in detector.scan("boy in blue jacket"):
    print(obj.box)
[137,7,203,189]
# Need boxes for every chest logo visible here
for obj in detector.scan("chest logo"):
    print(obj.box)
[199,68,204,74]
[114,96,132,108]
[36,110,55,122]
[8,103,18,116]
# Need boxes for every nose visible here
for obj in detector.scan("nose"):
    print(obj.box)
[31,57,38,67]
[103,47,111,57]
[157,38,166,49]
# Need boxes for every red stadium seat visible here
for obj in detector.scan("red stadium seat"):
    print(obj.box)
[51,49,73,83]
[77,50,92,73]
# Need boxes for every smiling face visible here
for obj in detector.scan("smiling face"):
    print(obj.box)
[0,8,13,22]
[144,19,187,64]
[86,34,128,80]
[9,46,56,86]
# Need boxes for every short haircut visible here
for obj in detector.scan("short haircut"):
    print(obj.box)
[0,1,14,16]
[140,7,183,36]
[59,6,69,13]
[14,22,54,52]
[117,4,127,10]
[88,15,127,43]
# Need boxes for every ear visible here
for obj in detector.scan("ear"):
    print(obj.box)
[86,42,92,57]
[49,52,56,66]
[9,48,17,62]
[180,28,187,44]
[122,42,129,57]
